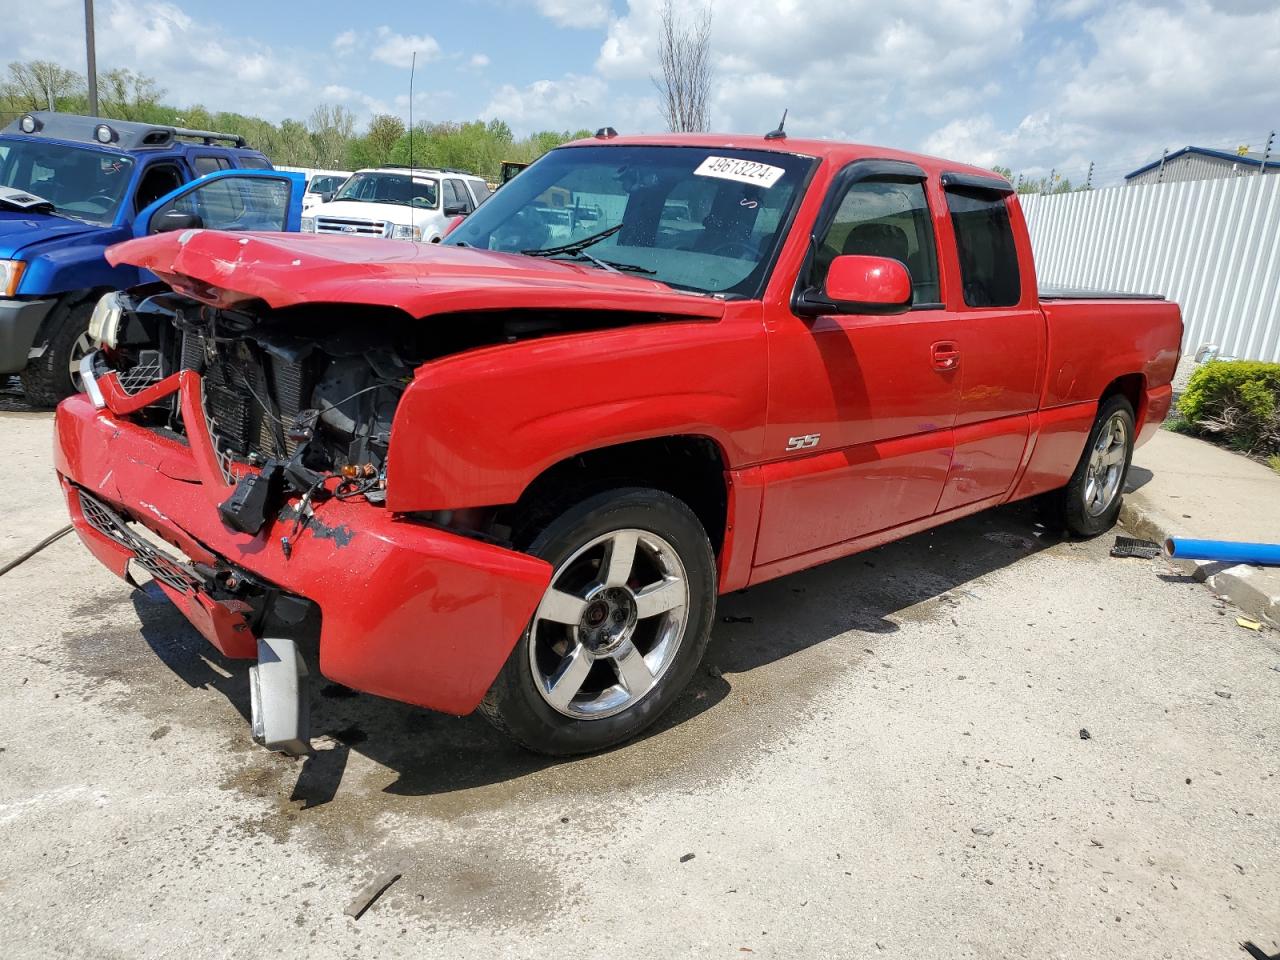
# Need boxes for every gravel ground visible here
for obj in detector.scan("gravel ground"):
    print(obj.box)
[1,410,1277,959]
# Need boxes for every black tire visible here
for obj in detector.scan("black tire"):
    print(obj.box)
[1059,394,1136,537]
[20,297,94,408]
[479,487,717,756]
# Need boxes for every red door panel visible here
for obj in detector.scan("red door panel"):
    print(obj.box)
[755,430,953,564]
[936,415,1030,512]
[755,310,961,564]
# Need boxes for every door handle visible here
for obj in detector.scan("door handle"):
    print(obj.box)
[932,341,960,371]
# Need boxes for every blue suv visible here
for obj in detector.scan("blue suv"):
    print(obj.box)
[0,112,303,405]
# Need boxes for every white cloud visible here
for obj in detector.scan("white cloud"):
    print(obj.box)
[332,30,358,54]
[481,74,622,133]
[598,0,1033,139]
[370,26,442,68]
[534,0,611,29]
[469,53,491,68]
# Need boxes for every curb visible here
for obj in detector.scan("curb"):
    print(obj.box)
[1120,497,1280,628]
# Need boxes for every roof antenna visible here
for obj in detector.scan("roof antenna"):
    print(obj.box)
[765,109,788,140]
[408,51,416,182]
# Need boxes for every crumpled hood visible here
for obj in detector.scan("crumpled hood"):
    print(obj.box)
[0,211,100,259]
[105,230,727,320]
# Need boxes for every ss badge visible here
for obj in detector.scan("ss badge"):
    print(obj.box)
[785,433,821,451]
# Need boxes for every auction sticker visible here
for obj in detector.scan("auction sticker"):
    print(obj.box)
[694,156,786,188]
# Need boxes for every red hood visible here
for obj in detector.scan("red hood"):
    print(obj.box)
[106,231,726,320]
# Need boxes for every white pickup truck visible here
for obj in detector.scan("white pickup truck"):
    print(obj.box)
[300,166,490,242]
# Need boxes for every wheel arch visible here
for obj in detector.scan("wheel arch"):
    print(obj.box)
[502,434,731,555]
[1100,372,1146,426]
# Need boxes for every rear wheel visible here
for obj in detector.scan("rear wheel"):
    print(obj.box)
[1059,394,1135,537]
[479,487,716,755]
[20,297,94,408]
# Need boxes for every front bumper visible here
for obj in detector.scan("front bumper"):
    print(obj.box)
[0,297,56,374]
[54,374,552,716]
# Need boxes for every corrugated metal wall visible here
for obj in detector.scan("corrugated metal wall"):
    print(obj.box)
[1021,175,1280,362]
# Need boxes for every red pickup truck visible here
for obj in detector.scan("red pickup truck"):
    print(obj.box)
[56,133,1182,757]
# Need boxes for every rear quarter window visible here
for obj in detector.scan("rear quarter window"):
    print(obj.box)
[945,189,1020,307]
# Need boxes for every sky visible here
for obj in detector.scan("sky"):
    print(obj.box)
[3,0,1277,185]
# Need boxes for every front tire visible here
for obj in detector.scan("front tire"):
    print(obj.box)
[20,297,94,408]
[1060,394,1135,537]
[479,487,717,756]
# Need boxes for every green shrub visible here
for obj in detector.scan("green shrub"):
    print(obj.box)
[1177,360,1280,456]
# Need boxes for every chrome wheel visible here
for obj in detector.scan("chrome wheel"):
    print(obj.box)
[528,528,690,720]
[1083,412,1128,516]
[68,332,93,393]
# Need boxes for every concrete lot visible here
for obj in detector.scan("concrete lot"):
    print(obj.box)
[2,406,1278,960]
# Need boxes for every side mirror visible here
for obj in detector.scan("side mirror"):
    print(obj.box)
[152,209,204,234]
[319,191,335,203]
[824,255,911,311]
[443,202,468,217]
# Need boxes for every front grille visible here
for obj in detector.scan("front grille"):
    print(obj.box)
[77,489,200,593]
[181,332,310,467]
[315,216,389,237]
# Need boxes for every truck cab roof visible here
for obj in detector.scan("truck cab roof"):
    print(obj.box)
[2,112,269,165]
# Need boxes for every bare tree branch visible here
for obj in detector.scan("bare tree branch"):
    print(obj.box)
[652,0,713,133]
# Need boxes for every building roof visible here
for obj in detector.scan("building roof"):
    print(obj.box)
[1124,145,1273,180]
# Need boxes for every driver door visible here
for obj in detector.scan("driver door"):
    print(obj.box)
[134,170,304,236]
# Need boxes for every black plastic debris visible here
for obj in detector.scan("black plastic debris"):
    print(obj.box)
[1079,728,1092,740]
[1110,536,1162,559]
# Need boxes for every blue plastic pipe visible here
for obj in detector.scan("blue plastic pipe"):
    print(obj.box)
[1165,537,1280,566]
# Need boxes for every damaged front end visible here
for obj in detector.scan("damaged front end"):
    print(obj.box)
[98,288,421,540]
[57,286,553,753]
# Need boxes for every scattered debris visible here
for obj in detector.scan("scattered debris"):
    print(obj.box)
[722,615,754,624]
[1215,690,1233,699]
[1236,617,1262,631]
[344,870,402,920]
[1110,536,1162,559]
[1079,728,1092,740]
[680,853,696,863]
[1090,839,1104,848]
[971,826,994,836]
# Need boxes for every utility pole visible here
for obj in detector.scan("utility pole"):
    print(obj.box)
[1260,131,1275,176]
[1048,168,1055,194]
[84,0,99,116]
[1156,147,1168,183]
[1085,161,1094,191]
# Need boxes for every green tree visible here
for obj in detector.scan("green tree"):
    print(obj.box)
[97,68,164,121]
[4,60,83,111]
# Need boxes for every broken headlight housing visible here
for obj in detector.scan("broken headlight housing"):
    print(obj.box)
[88,291,124,348]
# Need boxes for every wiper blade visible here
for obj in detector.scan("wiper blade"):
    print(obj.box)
[551,252,657,275]
[522,223,623,257]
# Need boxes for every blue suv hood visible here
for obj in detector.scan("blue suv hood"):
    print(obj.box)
[0,211,101,259]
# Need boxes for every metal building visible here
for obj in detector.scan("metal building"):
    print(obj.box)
[1125,145,1277,186]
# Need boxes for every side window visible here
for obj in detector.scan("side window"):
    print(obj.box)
[238,156,272,170]
[446,179,473,213]
[945,189,1020,307]
[192,156,230,176]
[467,179,490,204]
[813,179,940,305]
[134,163,186,212]
[150,177,290,232]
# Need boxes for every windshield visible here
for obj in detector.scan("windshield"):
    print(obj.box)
[0,138,136,225]
[333,172,438,208]
[445,145,815,296]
